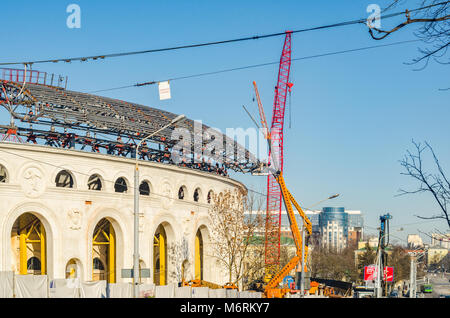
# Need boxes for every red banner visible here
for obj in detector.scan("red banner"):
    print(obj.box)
[364,266,394,282]
[364,265,377,281]
[383,266,394,282]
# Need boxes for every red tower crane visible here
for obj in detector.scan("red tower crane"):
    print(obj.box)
[264,31,293,281]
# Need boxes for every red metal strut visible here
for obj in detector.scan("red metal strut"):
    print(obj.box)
[264,31,293,281]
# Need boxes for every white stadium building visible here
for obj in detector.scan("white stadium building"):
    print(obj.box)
[0,71,259,295]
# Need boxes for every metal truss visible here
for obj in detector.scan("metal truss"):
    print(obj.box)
[0,79,260,174]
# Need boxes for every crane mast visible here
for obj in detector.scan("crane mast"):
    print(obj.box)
[264,31,293,281]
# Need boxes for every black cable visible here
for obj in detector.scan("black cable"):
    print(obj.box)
[0,1,446,66]
[87,39,421,94]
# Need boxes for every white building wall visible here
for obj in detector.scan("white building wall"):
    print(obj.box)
[0,142,245,285]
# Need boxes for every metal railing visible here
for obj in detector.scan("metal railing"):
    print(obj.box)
[1,68,67,88]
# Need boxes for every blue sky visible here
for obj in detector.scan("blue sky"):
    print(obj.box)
[1,0,449,244]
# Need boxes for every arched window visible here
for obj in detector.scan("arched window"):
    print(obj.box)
[178,186,185,200]
[139,181,150,196]
[55,170,74,188]
[93,257,105,270]
[153,225,167,286]
[193,188,201,202]
[0,165,8,183]
[88,174,102,191]
[114,177,128,193]
[207,190,214,204]
[65,259,80,279]
[12,213,46,275]
[27,256,41,271]
[195,230,203,280]
[93,218,116,283]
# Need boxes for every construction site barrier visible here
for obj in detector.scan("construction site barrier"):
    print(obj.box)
[108,282,133,298]
[0,271,14,298]
[49,279,79,298]
[174,286,192,298]
[15,275,48,298]
[192,286,210,298]
[0,272,262,298]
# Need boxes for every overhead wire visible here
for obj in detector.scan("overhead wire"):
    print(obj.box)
[0,1,447,67]
[87,39,421,94]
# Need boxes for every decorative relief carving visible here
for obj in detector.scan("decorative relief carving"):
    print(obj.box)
[21,166,45,198]
[68,209,82,230]
[161,182,174,210]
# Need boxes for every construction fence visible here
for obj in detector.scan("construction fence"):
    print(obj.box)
[0,272,262,298]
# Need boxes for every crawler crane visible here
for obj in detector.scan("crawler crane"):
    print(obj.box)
[252,81,312,298]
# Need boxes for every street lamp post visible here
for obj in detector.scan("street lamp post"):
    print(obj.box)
[133,114,185,298]
[303,194,340,211]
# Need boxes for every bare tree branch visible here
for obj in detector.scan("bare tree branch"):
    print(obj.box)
[208,188,265,288]
[399,140,450,228]
[369,1,450,68]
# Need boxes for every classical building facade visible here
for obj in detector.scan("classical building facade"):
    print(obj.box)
[0,142,246,285]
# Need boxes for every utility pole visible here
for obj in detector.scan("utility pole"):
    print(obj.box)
[300,225,305,297]
[409,257,416,298]
[375,213,392,298]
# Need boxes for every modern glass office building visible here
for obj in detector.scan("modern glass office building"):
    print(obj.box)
[247,207,363,250]
[319,207,349,251]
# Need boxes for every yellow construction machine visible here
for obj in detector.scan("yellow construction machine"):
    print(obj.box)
[263,171,312,298]
[182,279,238,290]
[252,81,312,298]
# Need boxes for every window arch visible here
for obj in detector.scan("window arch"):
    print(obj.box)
[93,257,105,270]
[0,165,8,183]
[92,218,116,283]
[27,256,41,271]
[139,181,150,196]
[193,188,201,202]
[207,190,214,204]
[88,174,103,191]
[65,259,81,279]
[55,170,74,188]
[178,186,186,200]
[195,230,204,280]
[114,177,128,193]
[153,225,167,286]
[11,213,47,275]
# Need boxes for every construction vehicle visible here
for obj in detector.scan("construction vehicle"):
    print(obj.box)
[262,31,293,283]
[252,85,312,298]
[262,170,312,298]
[309,281,320,295]
[249,32,314,298]
[182,279,238,290]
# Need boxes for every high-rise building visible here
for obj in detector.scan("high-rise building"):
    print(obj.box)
[319,207,348,252]
[246,208,363,250]
[318,207,364,252]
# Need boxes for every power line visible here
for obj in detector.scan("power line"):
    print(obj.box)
[0,2,446,67]
[87,39,421,94]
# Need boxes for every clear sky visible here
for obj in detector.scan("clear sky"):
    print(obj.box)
[1,0,449,244]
